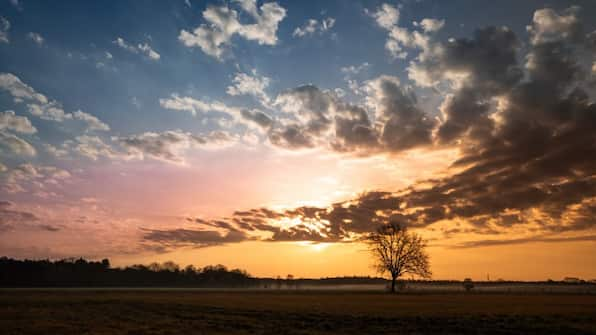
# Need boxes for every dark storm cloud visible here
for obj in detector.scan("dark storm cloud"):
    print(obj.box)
[146,7,596,247]
[267,85,335,149]
[268,124,315,149]
[142,228,248,248]
[431,26,523,143]
[268,80,432,152]
[274,85,333,135]
[332,104,379,152]
[370,76,435,150]
[271,7,594,238]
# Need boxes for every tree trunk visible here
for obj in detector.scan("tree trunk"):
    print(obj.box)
[391,275,396,293]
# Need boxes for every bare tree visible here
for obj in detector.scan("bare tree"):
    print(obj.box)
[367,222,431,293]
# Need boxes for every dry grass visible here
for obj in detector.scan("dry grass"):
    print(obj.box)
[1,290,595,334]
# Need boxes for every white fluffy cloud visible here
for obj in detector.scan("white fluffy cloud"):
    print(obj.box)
[68,135,120,160]
[160,93,272,130]
[159,94,232,116]
[60,129,238,164]
[2,163,70,194]
[527,6,581,45]
[27,104,110,131]
[0,111,36,134]
[0,131,36,157]
[72,110,110,131]
[0,17,10,44]
[115,130,236,163]
[0,73,110,132]
[179,0,286,60]
[292,17,335,38]
[0,73,48,104]
[370,3,443,59]
[43,143,68,158]
[27,32,44,46]
[415,18,445,33]
[226,70,271,106]
[341,62,370,75]
[113,37,160,60]
[368,3,399,30]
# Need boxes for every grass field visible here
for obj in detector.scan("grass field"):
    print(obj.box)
[1,290,595,334]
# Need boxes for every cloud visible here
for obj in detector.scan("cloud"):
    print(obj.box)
[179,0,286,60]
[268,85,337,149]
[9,0,22,11]
[340,62,370,75]
[69,135,121,160]
[159,94,212,117]
[160,93,272,130]
[142,228,247,248]
[369,3,442,59]
[527,6,582,45]
[27,32,44,46]
[43,143,68,158]
[0,111,36,134]
[163,81,432,154]
[368,3,399,30]
[240,109,273,129]
[267,77,437,153]
[27,103,71,122]
[27,104,110,131]
[113,37,160,60]
[226,70,271,106]
[274,85,334,135]
[148,7,596,247]
[365,75,434,151]
[72,110,110,131]
[406,25,522,143]
[115,130,236,163]
[331,104,379,152]
[0,201,61,233]
[0,73,48,105]
[0,17,10,44]
[2,164,70,193]
[292,17,335,38]
[0,201,38,233]
[0,131,36,156]
[414,18,445,33]
[0,73,110,132]
[453,234,596,248]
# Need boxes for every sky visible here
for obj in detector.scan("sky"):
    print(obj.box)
[0,0,595,281]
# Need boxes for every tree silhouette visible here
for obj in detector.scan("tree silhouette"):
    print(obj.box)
[463,278,474,292]
[0,257,253,287]
[366,222,431,293]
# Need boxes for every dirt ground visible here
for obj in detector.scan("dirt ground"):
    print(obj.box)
[1,290,595,334]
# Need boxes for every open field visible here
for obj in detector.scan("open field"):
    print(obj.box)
[1,290,596,334]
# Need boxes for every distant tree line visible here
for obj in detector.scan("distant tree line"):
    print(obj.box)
[2,257,591,288]
[0,257,254,287]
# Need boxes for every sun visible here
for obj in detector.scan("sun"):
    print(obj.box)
[295,241,331,252]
